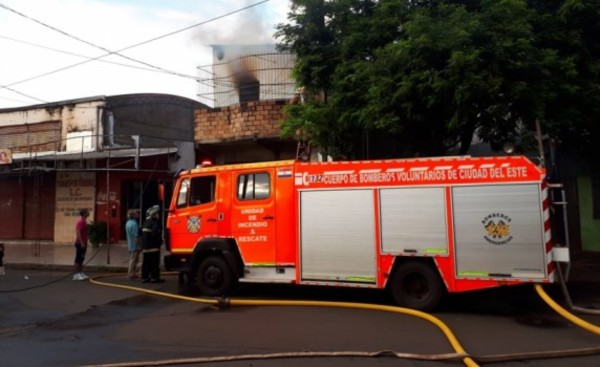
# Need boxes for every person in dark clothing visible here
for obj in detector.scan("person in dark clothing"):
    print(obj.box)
[141,205,164,283]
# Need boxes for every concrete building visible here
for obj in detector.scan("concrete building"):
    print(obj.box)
[195,44,298,163]
[0,93,205,244]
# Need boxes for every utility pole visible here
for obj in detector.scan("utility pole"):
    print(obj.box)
[535,119,545,168]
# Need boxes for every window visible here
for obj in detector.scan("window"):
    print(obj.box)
[176,176,216,208]
[176,179,190,208]
[190,176,216,206]
[237,172,270,200]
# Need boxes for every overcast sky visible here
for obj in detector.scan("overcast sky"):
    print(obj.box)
[0,0,290,108]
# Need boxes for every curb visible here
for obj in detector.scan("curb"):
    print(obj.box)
[5,263,128,273]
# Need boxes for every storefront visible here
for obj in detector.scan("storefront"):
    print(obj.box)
[0,149,176,244]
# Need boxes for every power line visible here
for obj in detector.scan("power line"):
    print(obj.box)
[0,0,270,100]
[1,85,46,103]
[0,34,174,75]
[0,94,32,104]
[0,1,267,78]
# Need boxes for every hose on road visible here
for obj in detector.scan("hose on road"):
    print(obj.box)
[89,273,600,367]
[90,273,478,366]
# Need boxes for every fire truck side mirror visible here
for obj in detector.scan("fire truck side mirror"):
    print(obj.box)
[158,180,165,202]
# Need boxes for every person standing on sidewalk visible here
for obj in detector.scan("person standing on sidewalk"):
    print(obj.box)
[141,205,164,283]
[125,209,142,280]
[73,208,90,281]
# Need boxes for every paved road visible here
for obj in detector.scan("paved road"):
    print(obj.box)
[1,268,599,367]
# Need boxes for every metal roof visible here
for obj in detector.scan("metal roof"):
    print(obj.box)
[12,147,177,162]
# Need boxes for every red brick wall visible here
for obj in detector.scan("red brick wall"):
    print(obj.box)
[195,100,286,142]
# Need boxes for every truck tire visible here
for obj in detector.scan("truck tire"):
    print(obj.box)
[390,261,444,311]
[196,256,234,296]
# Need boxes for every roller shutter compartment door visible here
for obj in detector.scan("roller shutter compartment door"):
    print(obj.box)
[0,178,24,239]
[452,184,546,280]
[300,189,376,283]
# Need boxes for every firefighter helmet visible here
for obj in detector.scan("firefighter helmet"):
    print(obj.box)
[146,205,160,219]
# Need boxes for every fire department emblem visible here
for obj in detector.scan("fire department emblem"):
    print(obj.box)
[482,213,513,245]
[187,216,201,233]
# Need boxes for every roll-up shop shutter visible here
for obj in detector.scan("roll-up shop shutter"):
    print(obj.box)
[24,173,56,240]
[0,177,25,239]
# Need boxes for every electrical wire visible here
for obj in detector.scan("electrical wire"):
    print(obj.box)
[0,93,31,105]
[0,85,46,103]
[0,1,270,101]
[0,1,268,81]
[1,1,295,110]
[0,34,190,76]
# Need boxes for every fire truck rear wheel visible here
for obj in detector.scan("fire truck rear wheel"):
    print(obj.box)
[390,262,443,311]
[196,256,234,296]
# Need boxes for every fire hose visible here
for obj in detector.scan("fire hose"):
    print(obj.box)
[87,272,600,367]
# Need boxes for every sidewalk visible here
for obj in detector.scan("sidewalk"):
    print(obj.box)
[2,242,131,272]
[2,241,598,282]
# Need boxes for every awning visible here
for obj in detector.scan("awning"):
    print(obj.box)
[11,147,178,162]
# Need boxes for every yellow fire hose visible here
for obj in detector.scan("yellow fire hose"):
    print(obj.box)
[534,284,600,335]
[89,274,600,367]
[90,273,477,367]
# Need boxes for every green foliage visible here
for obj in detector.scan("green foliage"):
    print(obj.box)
[87,221,107,247]
[276,0,600,166]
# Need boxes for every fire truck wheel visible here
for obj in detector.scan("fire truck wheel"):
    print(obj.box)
[390,262,443,311]
[196,256,234,296]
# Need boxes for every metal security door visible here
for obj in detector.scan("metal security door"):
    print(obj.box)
[0,177,24,239]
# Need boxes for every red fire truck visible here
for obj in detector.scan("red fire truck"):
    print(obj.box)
[163,155,568,310]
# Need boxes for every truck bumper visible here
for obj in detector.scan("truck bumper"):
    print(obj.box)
[163,253,191,273]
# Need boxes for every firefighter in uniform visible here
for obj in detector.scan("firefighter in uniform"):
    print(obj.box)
[141,205,164,283]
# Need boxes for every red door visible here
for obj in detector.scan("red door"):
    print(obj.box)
[231,168,276,265]
[168,175,219,253]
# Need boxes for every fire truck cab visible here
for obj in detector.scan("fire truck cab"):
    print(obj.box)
[163,156,567,311]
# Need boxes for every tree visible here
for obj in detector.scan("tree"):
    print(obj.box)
[276,0,392,158]
[275,0,600,164]
[534,0,600,171]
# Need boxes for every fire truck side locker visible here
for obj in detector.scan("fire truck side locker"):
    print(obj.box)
[299,189,378,283]
[452,184,546,281]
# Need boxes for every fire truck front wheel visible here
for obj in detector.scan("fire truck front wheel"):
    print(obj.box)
[390,261,444,311]
[196,256,235,296]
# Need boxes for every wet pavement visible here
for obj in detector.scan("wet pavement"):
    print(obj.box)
[1,267,599,367]
[1,241,599,310]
